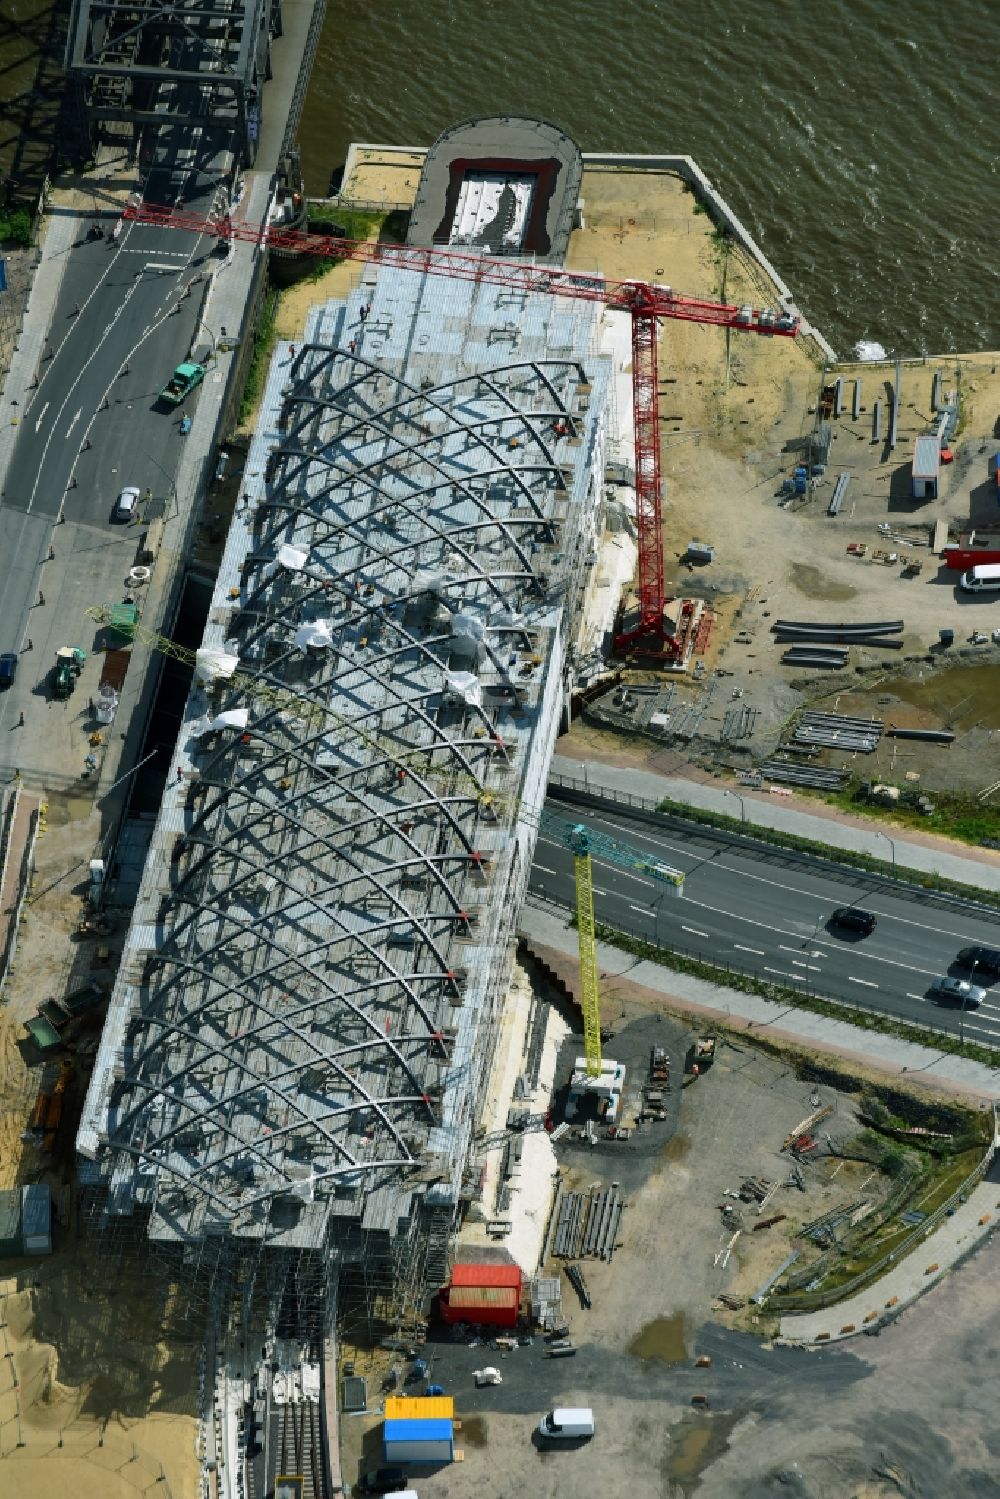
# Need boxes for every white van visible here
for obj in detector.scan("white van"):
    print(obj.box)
[960,563,1000,592]
[538,1407,595,1440]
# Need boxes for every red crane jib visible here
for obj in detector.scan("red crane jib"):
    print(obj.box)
[124,202,799,654]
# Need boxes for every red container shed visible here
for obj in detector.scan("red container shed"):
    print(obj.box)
[439,1262,522,1328]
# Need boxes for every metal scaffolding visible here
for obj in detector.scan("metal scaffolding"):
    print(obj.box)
[65,0,279,162]
[78,264,611,1340]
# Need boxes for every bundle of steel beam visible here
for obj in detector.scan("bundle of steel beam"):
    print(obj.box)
[773,619,903,634]
[759,762,847,789]
[827,473,850,516]
[781,647,849,668]
[775,631,905,649]
[792,711,883,753]
[552,1186,625,1260]
[552,1190,588,1258]
[886,726,956,743]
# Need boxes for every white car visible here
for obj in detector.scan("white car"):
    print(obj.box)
[928,976,986,1008]
[112,485,140,523]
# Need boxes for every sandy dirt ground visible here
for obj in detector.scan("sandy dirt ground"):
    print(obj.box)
[0,791,201,1499]
[0,1264,200,1499]
[338,1004,998,1499]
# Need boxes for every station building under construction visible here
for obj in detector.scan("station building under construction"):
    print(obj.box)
[78,256,613,1338]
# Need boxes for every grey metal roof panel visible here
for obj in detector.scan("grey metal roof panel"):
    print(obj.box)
[79,261,611,1250]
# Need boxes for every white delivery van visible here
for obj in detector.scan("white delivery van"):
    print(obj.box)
[960,563,1000,592]
[538,1407,595,1440]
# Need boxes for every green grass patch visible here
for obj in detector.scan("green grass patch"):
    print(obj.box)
[824,782,1000,853]
[0,208,33,245]
[815,1147,981,1293]
[309,207,384,241]
[654,795,1000,911]
[237,286,279,427]
[587,917,1000,1068]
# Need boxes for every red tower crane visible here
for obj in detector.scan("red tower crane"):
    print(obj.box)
[124,202,800,655]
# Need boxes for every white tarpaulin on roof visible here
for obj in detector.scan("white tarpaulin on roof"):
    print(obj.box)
[191,708,250,738]
[450,610,485,655]
[211,708,249,731]
[294,619,335,650]
[195,647,240,681]
[445,672,483,709]
[277,543,309,572]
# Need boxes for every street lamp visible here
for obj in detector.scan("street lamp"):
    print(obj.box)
[724,788,746,827]
[140,452,179,521]
[877,828,896,873]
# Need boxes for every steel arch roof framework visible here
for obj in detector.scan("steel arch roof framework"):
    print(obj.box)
[90,299,608,1249]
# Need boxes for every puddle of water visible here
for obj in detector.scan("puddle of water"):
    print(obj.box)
[878,664,1000,731]
[665,1414,739,1492]
[788,562,857,602]
[670,1425,712,1478]
[462,1414,488,1447]
[629,1313,688,1364]
[662,1133,689,1162]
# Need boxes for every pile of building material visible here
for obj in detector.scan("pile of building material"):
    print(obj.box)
[792,711,884,753]
[773,618,905,655]
[781,646,849,669]
[551,1185,625,1261]
[758,760,847,790]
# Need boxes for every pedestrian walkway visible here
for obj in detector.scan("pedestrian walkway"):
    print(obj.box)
[550,752,1000,894]
[0,212,78,495]
[518,899,1000,1100]
[778,1173,1000,1344]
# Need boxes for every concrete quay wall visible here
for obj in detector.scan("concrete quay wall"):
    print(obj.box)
[340,140,836,362]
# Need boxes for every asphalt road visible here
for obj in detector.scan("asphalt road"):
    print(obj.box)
[0,175,224,735]
[530,799,1000,1047]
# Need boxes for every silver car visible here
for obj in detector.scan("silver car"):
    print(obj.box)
[111,485,140,523]
[929,976,986,1007]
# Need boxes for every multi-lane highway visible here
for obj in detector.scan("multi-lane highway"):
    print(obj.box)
[0,159,227,744]
[530,796,1000,1047]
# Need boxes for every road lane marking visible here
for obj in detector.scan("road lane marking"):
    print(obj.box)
[764,967,796,979]
[34,401,49,432]
[734,944,765,955]
[682,925,709,938]
[630,904,651,914]
[790,961,810,969]
[585,810,1000,946]
[849,977,878,988]
[534,865,557,875]
[65,407,82,438]
[906,993,927,1001]
[592,858,655,888]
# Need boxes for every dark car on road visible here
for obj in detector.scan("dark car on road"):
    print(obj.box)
[357,1469,409,1496]
[956,946,1000,981]
[0,653,16,689]
[829,906,877,936]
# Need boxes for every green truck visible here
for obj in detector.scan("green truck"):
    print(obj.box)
[52,646,85,700]
[160,361,206,406]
